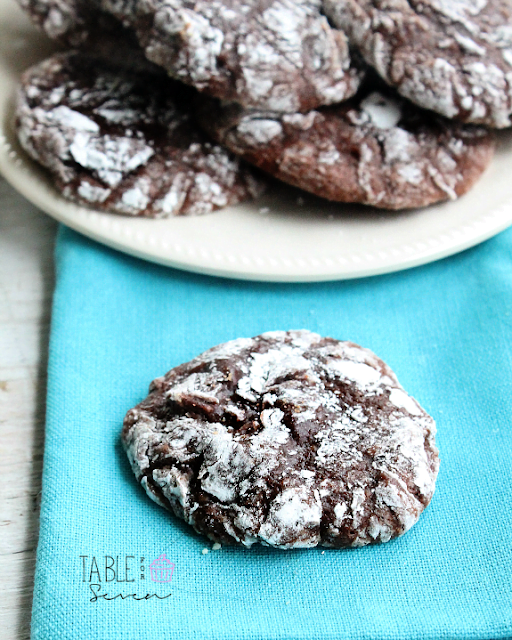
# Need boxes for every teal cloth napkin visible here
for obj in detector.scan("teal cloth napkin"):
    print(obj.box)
[32,226,512,640]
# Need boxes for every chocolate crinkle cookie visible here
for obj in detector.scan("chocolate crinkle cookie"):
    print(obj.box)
[122,330,439,549]
[16,52,264,217]
[101,0,364,112]
[196,85,495,210]
[323,0,512,128]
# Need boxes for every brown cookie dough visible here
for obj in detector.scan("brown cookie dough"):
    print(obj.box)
[16,52,264,217]
[100,0,364,113]
[122,330,439,549]
[196,85,495,210]
[323,0,512,128]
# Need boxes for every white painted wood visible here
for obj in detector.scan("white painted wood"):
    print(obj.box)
[0,176,57,640]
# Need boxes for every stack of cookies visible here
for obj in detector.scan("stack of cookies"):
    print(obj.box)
[16,0,510,217]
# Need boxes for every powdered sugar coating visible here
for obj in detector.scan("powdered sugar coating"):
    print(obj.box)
[196,87,495,210]
[122,330,439,549]
[16,52,264,217]
[101,0,363,112]
[323,0,512,127]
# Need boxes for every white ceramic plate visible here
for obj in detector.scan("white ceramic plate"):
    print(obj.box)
[1,0,512,282]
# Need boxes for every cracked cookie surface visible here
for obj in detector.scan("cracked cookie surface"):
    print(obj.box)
[101,0,363,112]
[196,86,494,210]
[16,51,264,217]
[323,0,512,127]
[122,330,439,549]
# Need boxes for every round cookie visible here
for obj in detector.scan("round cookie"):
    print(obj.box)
[101,0,364,113]
[323,0,512,128]
[16,52,264,217]
[196,86,495,210]
[122,330,439,549]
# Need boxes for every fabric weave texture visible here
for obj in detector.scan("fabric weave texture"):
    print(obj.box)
[31,225,512,640]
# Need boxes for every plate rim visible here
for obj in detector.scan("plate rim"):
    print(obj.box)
[1,0,512,282]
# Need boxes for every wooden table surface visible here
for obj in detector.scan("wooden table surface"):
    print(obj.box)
[0,176,57,639]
